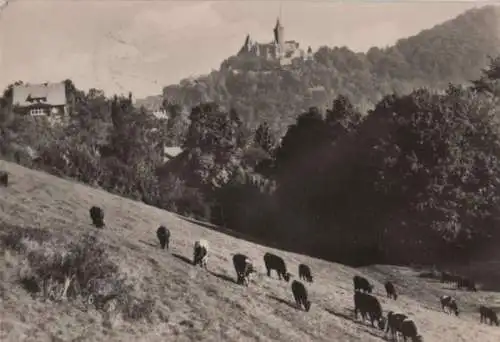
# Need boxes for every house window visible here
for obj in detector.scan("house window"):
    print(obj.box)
[30,108,46,116]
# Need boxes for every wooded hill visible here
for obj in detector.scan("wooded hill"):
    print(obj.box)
[136,6,500,136]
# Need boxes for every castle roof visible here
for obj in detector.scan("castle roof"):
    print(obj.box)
[274,17,283,30]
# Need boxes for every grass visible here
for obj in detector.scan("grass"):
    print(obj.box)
[1,159,500,342]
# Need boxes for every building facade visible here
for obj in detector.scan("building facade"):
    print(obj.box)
[11,82,68,117]
[237,18,313,65]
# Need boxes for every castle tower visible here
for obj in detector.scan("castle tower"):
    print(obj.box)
[238,33,254,56]
[273,18,284,46]
[306,46,313,60]
[273,17,285,59]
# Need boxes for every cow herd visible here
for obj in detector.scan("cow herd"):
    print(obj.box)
[87,206,499,341]
[351,273,499,341]
[352,275,424,341]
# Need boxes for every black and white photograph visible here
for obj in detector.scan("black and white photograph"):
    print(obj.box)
[1,0,500,341]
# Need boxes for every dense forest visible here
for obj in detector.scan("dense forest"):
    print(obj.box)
[2,6,500,267]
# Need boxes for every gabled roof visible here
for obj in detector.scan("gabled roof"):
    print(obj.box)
[12,82,67,107]
[163,146,183,159]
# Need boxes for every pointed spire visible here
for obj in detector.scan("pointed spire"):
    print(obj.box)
[275,17,282,30]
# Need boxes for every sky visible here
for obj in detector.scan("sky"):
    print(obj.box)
[0,0,496,98]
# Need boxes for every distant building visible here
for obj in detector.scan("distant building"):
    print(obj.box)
[237,18,313,65]
[152,108,168,119]
[11,82,68,117]
[163,146,183,161]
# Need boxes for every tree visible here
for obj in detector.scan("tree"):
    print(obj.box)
[163,102,188,146]
[274,107,330,176]
[99,95,163,200]
[184,103,245,157]
[325,94,363,140]
[254,121,276,155]
[213,168,277,237]
[362,85,500,262]
[182,102,244,190]
[471,56,500,95]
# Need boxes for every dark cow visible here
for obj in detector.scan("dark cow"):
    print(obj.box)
[89,206,105,228]
[353,275,373,293]
[232,253,256,286]
[291,280,311,312]
[193,239,209,269]
[385,281,398,300]
[156,226,170,250]
[440,295,459,316]
[298,264,313,283]
[457,277,477,292]
[385,311,408,340]
[400,318,423,342]
[353,291,385,329]
[0,171,8,187]
[263,252,291,282]
[479,305,499,326]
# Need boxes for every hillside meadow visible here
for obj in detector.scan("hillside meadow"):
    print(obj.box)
[1,161,500,341]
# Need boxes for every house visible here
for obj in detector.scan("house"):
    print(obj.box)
[11,82,68,117]
[163,146,183,162]
[152,108,168,120]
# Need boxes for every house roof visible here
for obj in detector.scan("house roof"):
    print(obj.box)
[12,82,67,107]
[163,146,183,159]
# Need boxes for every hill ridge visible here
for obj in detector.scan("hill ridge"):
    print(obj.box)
[133,5,500,135]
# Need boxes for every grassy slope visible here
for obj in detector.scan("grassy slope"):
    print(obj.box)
[0,160,499,342]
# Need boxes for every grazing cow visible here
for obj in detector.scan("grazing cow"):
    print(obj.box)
[353,275,373,293]
[385,311,407,339]
[400,318,423,342]
[291,280,311,312]
[385,311,408,340]
[479,305,499,326]
[89,206,105,228]
[0,171,8,187]
[385,281,398,300]
[298,264,313,283]
[263,252,291,282]
[156,226,170,250]
[457,277,477,292]
[440,295,459,316]
[193,239,209,269]
[232,253,256,286]
[353,291,385,329]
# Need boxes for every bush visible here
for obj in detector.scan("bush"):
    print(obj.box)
[3,231,154,322]
[18,234,120,301]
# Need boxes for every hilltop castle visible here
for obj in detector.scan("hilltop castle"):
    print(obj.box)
[237,18,313,65]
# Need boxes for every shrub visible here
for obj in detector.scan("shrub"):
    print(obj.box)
[10,232,154,321]
[20,234,120,301]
